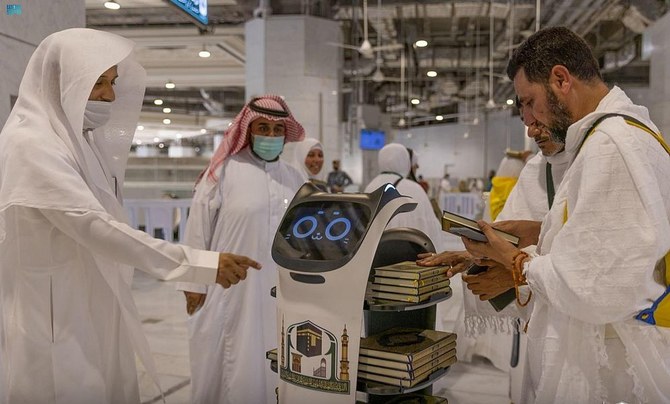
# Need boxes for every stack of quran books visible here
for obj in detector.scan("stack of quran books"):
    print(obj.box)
[368,261,451,303]
[357,327,457,388]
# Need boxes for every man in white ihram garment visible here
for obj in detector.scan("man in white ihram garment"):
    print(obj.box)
[179,95,305,404]
[0,28,260,404]
[417,117,569,374]
[462,26,670,403]
[462,121,569,403]
[363,143,465,334]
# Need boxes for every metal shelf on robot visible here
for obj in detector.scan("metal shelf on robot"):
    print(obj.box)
[356,366,451,397]
[363,290,452,312]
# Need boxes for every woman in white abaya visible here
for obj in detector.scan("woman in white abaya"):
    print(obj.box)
[0,29,256,404]
[282,138,328,191]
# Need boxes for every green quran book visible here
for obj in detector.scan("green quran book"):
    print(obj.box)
[372,273,446,288]
[358,355,457,387]
[359,327,457,363]
[373,261,447,280]
[358,348,456,379]
[358,341,456,371]
[369,286,451,303]
[371,279,451,295]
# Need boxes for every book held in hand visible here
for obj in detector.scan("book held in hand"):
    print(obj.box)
[441,210,519,245]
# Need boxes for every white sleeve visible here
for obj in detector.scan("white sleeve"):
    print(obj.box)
[41,208,219,285]
[175,180,223,293]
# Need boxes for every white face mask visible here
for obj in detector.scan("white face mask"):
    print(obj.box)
[83,100,113,130]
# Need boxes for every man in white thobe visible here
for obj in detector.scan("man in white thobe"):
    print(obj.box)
[0,29,259,404]
[180,95,306,404]
[463,26,670,403]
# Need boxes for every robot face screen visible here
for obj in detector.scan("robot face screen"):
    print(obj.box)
[276,201,371,261]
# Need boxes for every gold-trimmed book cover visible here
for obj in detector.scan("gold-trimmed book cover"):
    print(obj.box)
[358,341,456,371]
[373,261,447,280]
[371,279,451,295]
[359,348,456,379]
[369,286,451,303]
[372,274,446,288]
[359,327,457,363]
[358,355,457,387]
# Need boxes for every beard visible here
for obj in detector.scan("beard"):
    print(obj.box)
[545,86,571,145]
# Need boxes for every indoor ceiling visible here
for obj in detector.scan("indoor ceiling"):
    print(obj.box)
[85,0,669,141]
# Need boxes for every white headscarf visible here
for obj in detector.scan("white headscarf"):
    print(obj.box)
[282,138,325,181]
[0,28,144,220]
[378,143,411,177]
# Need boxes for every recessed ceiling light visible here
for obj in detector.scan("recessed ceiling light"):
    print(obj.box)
[200,128,207,134]
[162,119,171,125]
[415,40,428,48]
[436,115,444,121]
[137,125,144,130]
[153,137,160,143]
[506,98,515,105]
[165,81,176,89]
[198,46,211,58]
[163,107,171,114]
[104,0,120,10]
[154,99,163,106]
[426,70,437,77]
[411,98,420,105]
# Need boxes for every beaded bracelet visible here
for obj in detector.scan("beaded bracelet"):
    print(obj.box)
[511,250,532,307]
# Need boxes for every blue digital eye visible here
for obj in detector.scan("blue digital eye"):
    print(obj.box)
[293,216,318,239]
[325,218,351,241]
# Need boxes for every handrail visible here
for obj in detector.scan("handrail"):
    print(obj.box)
[124,198,192,242]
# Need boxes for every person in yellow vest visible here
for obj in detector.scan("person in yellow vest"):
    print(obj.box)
[488,148,532,220]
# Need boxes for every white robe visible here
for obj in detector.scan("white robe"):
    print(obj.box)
[522,86,670,403]
[0,29,219,404]
[463,150,570,372]
[364,144,464,335]
[183,147,304,404]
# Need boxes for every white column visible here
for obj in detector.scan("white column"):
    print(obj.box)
[0,0,85,126]
[245,15,342,169]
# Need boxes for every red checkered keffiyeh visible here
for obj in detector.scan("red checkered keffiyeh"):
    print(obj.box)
[200,95,305,184]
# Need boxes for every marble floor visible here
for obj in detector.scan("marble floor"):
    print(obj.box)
[132,271,511,404]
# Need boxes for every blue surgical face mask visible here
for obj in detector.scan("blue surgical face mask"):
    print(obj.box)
[252,134,285,161]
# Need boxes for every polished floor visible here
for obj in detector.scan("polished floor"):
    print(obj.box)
[132,271,511,404]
